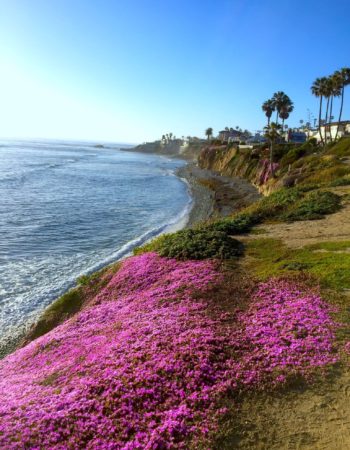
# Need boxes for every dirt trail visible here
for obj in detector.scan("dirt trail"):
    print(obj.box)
[245,186,350,248]
[234,186,350,449]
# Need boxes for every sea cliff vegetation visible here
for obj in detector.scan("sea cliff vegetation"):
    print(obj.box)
[1,138,350,448]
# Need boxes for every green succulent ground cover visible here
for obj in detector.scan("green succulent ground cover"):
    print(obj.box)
[24,263,121,342]
[134,187,342,261]
[134,229,243,260]
[245,238,350,291]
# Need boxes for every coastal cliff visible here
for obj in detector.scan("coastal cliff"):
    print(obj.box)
[1,138,350,448]
[198,138,350,195]
[125,140,205,161]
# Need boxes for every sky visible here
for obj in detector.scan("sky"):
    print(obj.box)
[0,0,349,144]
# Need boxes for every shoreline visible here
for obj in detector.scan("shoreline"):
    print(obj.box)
[1,158,261,359]
[178,162,261,227]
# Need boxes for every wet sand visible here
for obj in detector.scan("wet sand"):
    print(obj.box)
[177,163,261,228]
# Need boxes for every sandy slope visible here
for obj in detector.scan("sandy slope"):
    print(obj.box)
[245,186,350,249]
[234,186,350,450]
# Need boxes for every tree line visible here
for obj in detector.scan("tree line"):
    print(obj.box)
[311,68,350,145]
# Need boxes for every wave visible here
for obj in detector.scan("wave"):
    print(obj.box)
[81,197,193,277]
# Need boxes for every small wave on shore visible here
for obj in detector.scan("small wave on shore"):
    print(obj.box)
[0,140,192,357]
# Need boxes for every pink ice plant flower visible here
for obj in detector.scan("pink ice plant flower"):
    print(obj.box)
[0,254,340,449]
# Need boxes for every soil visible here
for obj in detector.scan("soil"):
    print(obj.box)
[232,185,350,449]
[177,163,261,227]
[243,186,350,248]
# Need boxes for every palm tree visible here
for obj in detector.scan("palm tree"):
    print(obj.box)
[262,99,275,126]
[279,109,290,131]
[322,77,335,143]
[329,74,341,123]
[205,127,213,141]
[334,68,350,141]
[264,122,282,175]
[311,77,328,146]
[271,92,289,124]
[279,101,294,131]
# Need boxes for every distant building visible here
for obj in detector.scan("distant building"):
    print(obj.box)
[218,129,241,143]
[321,121,350,141]
[285,130,307,143]
[306,121,350,142]
[246,134,267,144]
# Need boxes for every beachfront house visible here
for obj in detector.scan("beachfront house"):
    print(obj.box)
[321,121,350,141]
[307,121,350,143]
[218,129,241,143]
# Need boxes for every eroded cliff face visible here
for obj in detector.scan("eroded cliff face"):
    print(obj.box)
[198,145,276,195]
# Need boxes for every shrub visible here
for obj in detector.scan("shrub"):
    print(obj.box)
[280,191,341,221]
[280,145,308,167]
[305,165,350,184]
[25,289,84,341]
[202,213,257,235]
[247,187,304,219]
[325,137,350,157]
[202,188,307,236]
[134,229,243,260]
[330,177,350,187]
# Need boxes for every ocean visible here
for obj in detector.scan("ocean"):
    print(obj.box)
[0,139,191,352]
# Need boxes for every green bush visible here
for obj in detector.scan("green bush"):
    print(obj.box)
[280,141,319,168]
[202,213,257,235]
[247,187,304,219]
[325,138,350,157]
[330,177,350,187]
[134,229,243,260]
[280,191,341,221]
[280,146,307,167]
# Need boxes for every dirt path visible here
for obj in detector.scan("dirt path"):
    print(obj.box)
[232,370,350,450]
[245,186,350,248]
[233,186,350,449]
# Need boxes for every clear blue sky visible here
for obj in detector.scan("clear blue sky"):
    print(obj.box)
[1,0,349,143]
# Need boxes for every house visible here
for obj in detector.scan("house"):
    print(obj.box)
[246,134,267,144]
[321,121,350,141]
[309,121,350,143]
[218,129,241,143]
[285,130,307,143]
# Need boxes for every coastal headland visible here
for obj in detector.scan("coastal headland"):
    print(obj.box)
[1,137,350,448]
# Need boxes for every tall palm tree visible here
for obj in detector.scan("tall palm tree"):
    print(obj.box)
[279,108,290,131]
[334,67,350,141]
[264,122,282,175]
[323,77,335,143]
[262,99,275,126]
[271,91,290,124]
[205,127,213,141]
[311,77,328,146]
[327,74,342,142]
[279,101,294,131]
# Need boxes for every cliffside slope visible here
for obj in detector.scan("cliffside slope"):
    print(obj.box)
[1,138,350,448]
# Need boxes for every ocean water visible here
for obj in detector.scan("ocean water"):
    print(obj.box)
[0,139,191,351]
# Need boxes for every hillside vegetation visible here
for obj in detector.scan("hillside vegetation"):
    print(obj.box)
[1,138,350,448]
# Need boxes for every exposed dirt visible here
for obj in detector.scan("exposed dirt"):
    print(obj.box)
[232,185,350,449]
[242,186,350,248]
[230,370,350,450]
[178,163,261,227]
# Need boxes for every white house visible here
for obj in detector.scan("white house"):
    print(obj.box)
[309,121,350,142]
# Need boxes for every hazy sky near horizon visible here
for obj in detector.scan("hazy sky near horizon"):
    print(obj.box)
[1,0,350,143]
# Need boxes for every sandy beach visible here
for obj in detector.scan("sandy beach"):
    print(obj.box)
[177,162,261,228]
